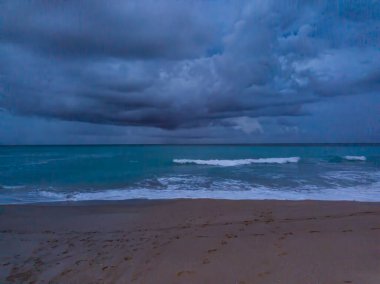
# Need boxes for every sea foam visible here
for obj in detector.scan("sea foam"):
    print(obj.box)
[34,183,380,203]
[173,157,300,166]
[343,156,367,161]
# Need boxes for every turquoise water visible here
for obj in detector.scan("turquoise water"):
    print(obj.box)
[1,145,380,203]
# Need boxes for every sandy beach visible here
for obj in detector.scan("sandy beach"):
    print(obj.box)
[1,199,380,283]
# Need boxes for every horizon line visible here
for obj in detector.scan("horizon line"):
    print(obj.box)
[1,143,380,147]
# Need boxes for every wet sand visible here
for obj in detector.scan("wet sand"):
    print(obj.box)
[0,199,380,283]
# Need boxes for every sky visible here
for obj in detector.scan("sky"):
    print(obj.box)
[0,0,379,144]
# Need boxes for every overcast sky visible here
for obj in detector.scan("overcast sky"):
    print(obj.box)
[0,0,379,144]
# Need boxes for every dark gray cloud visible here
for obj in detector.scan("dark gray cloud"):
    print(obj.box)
[0,1,225,60]
[0,0,379,143]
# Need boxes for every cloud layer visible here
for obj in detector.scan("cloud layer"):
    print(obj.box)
[0,0,379,143]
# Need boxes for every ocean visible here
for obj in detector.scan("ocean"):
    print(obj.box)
[1,145,380,204]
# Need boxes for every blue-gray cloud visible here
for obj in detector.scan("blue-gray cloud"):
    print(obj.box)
[0,0,379,143]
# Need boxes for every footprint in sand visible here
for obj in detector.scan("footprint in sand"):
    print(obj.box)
[75,259,87,265]
[243,220,253,226]
[60,269,72,276]
[202,258,210,264]
[257,271,271,277]
[177,270,195,277]
[225,233,238,239]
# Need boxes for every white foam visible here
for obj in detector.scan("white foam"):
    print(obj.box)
[343,156,366,161]
[3,168,380,205]
[1,185,26,190]
[32,172,380,203]
[173,157,300,167]
[33,183,380,203]
[22,154,117,166]
[39,191,72,199]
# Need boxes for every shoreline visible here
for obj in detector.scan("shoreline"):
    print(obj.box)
[3,196,380,206]
[1,199,380,283]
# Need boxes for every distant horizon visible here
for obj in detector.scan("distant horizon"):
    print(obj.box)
[2,143,380,147]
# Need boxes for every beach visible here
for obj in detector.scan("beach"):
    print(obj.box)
[1,199,379,283]
[1,0,379,282]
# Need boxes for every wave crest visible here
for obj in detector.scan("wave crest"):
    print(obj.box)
[343,156,366,161]
[173,157,300,167]
[35,182,380,203]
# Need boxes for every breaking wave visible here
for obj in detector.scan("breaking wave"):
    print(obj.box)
[173,157,300,166]
[34,182,380,203]
[343,156,367,161]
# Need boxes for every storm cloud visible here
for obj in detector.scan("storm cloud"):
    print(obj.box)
[0,0,379,143]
